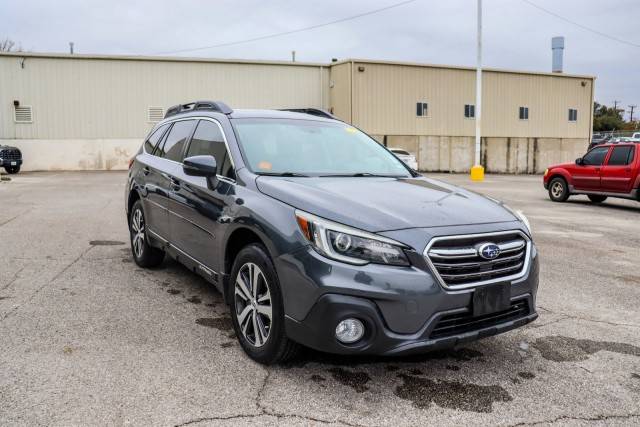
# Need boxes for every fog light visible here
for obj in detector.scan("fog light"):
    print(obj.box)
[335,318,365,344]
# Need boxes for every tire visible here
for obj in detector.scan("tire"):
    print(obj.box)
[4,165,20,174]
[229,243,299,365]
[129,200,165,268]
[587,195,607,203]
[548,177,570,202]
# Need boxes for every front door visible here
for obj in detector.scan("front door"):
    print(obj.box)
[601,145,636,193]
[573,146,609,191]
[168,119,236,271]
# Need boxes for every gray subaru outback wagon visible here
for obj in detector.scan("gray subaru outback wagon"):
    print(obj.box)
[125,101,538,364]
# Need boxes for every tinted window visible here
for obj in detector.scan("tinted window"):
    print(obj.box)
[464,104,475,118]
[582,146,609,166]
[144,124,169,154]
[416,102,428,117]
[519,107,529,120]
[568,109,578,122]
[158,120,195,162]
[608,146,634,166]
[186,120,230,175]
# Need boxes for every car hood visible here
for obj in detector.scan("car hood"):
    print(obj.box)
[549,162,575,170]
[255,176,517,232]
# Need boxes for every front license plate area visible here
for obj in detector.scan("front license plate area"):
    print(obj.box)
[473,283,510,317]
[10,161,17,166]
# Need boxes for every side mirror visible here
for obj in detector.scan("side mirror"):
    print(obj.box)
[575,157,584,166]
[183,155,217,177]
[183,155,218,188]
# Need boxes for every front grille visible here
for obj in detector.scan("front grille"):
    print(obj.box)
[0,149,21,161]
[425,231,530,289]
[430,299,529,339]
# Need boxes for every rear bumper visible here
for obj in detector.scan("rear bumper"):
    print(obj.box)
[285,293,537,356]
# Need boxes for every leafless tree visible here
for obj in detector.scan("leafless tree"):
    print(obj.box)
[0,38,22,52]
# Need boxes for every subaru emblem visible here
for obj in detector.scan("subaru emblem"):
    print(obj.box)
[478,243,501,260]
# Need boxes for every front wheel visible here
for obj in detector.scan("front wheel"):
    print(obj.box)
[587,195,607,203]
[129,200,165,268]
[548,177,570,202]
[4,165,20,174]
[229,243,299,365]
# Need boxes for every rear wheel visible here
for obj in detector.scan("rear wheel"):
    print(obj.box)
[4,165,20,174]
[229,243,299,365]
[129,200,165,268]
[587,195,607,203]
[548,177,569,202]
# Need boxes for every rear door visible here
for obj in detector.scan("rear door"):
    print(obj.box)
[168,118,236,271]
[600,145,636,193]
[573,146,609,191]
[149,119,197,239]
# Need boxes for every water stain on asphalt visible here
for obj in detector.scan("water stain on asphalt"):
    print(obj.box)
[617,275,640,284]
[0,296,8,300]
[395,374,512,413]
[385,365,400,372]
[196,317,233,331]
[631,373,639,379]
[446,365,460,371]
[187,296,202,304]
[408,368,424,375]
[167,289,181,295]
[220,341,235,348]
[310,374,326,383]
[518,372,535,379]
[327,367,371,393]
[532,336,640,362]
[89,240,125,246]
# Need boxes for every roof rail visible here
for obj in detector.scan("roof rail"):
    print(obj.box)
[164,100,233,118]
[280,108,336,120]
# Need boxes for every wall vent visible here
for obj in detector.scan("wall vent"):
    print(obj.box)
[14,106,33,123]
[148,106,164,122]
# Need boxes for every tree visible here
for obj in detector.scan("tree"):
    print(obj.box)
[0,38,22,52]
[593,102,625,131]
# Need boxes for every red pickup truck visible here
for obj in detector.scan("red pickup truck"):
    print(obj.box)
[543,143,640,203]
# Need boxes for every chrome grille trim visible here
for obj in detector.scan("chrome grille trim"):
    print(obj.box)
[423,230,531,290]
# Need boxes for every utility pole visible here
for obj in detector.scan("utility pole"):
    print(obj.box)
[471,0,484,181]
[69,42,74,54]
[629,105,637,122]
[613,100,620,111]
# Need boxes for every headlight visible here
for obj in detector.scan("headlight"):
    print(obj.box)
[295,210,410,266]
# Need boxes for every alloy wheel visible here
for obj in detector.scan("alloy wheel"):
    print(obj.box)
[551,181,564,198]
[234,262,272,347]
[131,208,145,258]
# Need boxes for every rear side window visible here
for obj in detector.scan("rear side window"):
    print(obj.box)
[582,146,609,166]
[158,120,195,162]
[607,146,634,166]
[186,120,230,175]
[144,124,169,154]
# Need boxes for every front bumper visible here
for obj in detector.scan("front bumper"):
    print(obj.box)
[278,242,539,356]
[0,158,22,167]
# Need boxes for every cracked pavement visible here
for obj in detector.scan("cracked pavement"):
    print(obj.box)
[1,172,639,426]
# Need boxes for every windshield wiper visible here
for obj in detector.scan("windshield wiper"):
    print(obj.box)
[319,172,406,177]
[256,172,310,177]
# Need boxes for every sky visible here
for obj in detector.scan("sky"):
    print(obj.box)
[1,0,639,119]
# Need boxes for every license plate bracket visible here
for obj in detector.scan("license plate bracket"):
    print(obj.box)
[472,283,510,317]
[10,161,17,166]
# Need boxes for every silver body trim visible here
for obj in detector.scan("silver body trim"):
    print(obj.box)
[423,230,532,291]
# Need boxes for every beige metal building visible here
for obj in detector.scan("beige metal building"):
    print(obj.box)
[0,52,594,173]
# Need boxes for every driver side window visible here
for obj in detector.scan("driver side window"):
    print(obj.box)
[582,147,609,166]
[186,120,234,179]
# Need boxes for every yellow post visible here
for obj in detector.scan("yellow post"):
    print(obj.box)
[470,165,484,181]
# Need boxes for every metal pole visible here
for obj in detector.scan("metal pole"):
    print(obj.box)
[471,0,484,181]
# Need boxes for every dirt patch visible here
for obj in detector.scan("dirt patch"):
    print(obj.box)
[632,373,640,379]
[187,296,202,304]
[220,341,235,348]
[532,336,640,362]
[89,240,125,246]
[196,317,234,332]
[167,289,181,295]
[327,367,371,393]
[310,374,326,383]
[395,374,512,413]
[517,372,535,379]
[617,275,640,284]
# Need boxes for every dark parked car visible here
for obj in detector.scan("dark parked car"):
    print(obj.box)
[125,101,538,364]
[0,144,22,174]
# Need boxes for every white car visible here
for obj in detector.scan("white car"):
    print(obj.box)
[389,148,418,170]
[632,132,640,139]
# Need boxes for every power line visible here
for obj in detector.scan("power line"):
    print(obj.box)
[155,0,420,55]
[521,0,640,48]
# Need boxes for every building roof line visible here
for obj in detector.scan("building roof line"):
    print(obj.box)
[0,51,595,79]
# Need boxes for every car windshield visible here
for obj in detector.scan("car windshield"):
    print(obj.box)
[232,118,411,177]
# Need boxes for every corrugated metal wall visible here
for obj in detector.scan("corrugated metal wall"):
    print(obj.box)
[0,54,329,139]
[337,61,593,139]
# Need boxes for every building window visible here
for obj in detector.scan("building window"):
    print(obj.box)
[519,106,529,120]
[416,102,428,117]
[568,108,577,122]
[464,104,475,119]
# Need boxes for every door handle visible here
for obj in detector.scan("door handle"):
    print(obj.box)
[142,166,150,176]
